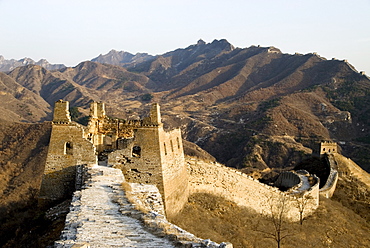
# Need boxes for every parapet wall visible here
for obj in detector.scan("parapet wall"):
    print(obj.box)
[319,154,339,198]
[187,157,319,221]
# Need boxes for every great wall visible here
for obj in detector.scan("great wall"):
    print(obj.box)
[38,100,341,247]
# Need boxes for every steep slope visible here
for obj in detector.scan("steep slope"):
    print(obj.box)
[5,62,155,121]
[59,61,151,94]
[7,64,98,108]
[126,39,236,91]
[0,120,51,215]
[0,120,66,248]
[171,193,370,248]
[0,72,51,122]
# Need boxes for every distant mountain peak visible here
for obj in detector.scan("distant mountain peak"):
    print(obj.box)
[0,56,65,72]
[210,38,235,51]
[91,50,154,66]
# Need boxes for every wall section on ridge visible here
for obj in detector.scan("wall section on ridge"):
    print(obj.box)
[187,157,319,221]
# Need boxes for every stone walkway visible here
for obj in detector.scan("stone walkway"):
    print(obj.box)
[55,164,175,248]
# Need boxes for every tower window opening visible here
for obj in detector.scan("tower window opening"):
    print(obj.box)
[177,137,180,149]
[65,142,73,155]
[132,146,141,157]
[170,140,174,153]
[164,143,167,155]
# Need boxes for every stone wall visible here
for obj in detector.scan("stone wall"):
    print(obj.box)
[319,155,339,198]
[187,157,319,221]
[159,128,189,218]
[41,100,189,217]
[100,103,189,218]
[53,100,71,124]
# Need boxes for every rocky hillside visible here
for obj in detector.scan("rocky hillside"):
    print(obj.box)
[2,39,370,173]
[0,120,51,216]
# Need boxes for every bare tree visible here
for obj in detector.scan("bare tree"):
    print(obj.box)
[256,194,293,248]
[295,194,313,225]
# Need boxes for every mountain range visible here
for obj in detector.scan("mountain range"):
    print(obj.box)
[1,39,370,173]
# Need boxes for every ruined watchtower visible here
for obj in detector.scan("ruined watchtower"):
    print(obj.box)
[38,100,97,203]
[87,102,189,218]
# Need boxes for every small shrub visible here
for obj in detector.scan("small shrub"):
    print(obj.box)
[140,93,153,102]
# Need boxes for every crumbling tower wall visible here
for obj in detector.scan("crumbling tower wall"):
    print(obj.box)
[87,101,107,152]
[107,103,189,218]
[39,100,97,203]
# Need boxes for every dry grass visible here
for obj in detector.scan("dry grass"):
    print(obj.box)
[0,121,51,217]
[169,193,370,248]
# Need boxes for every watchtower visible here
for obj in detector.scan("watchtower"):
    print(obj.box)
[38,100,97,204]
[312,141,338,157]
[102,102,189,218]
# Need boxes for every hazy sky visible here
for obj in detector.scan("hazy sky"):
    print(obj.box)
[0,0,369,73]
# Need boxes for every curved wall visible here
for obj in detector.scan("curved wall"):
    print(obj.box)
[187,157,319,222]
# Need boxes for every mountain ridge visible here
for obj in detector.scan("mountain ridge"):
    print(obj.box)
[1,39,370,173]
[91,50,154,67]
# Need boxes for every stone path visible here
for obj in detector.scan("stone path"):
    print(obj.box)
[55,165,175,248]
